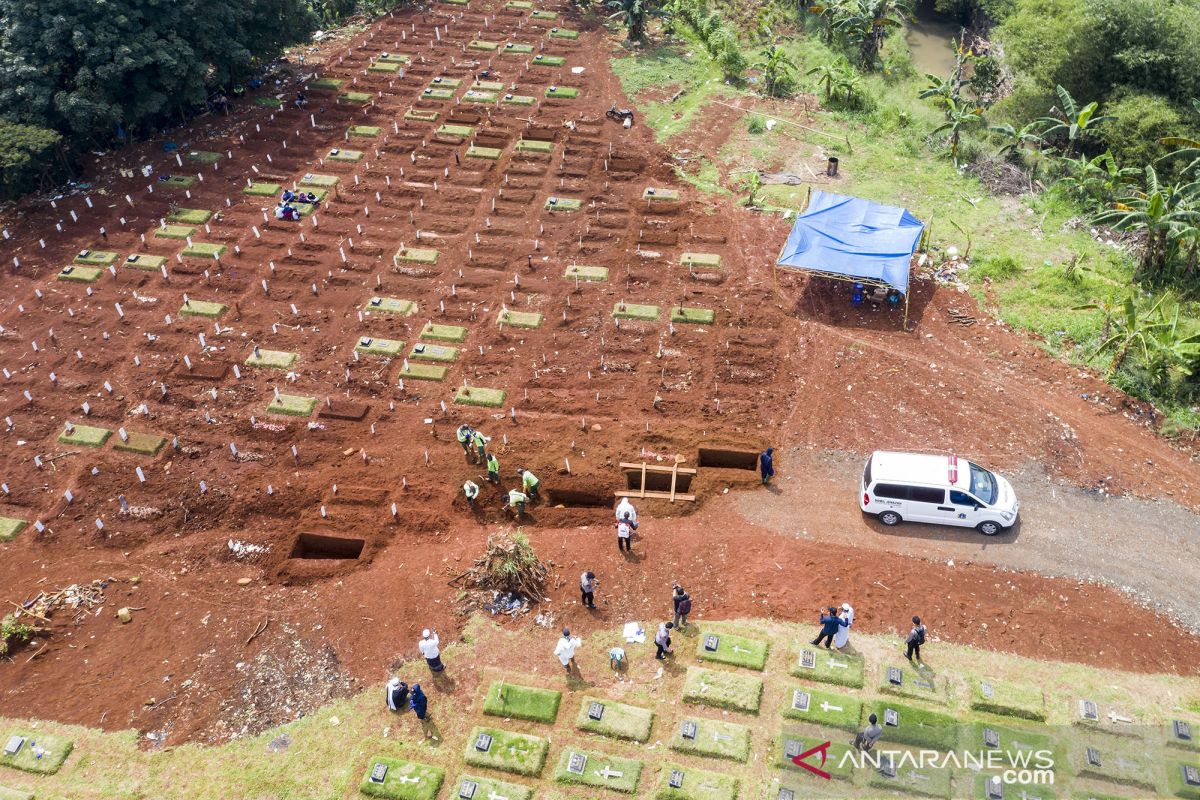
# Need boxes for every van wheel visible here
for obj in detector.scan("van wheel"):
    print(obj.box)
[877,511,902,526]
[977,521,1003,536]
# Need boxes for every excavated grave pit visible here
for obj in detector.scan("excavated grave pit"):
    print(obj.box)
[289,533,366,560]
[697,448,759,470]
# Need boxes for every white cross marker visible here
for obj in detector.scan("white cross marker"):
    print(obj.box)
[596,768,624,780]
[820,701,843,713]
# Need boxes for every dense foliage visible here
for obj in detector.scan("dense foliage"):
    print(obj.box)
[0,120,68,201]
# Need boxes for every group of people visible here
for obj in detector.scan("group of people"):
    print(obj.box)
[456,423,540,517]
[274,188,320,221]
[811,602,855,650]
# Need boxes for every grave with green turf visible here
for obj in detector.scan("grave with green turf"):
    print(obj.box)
[349,125,382,137]
[0,730,73,774]
[482,680,561,723]
[267,394,317,417]
[962,721,1056,766]
[160,175,196,188]
[879,662,952,705]
[506,0,532,7]
[255,96,283,108]
[310,78,343,91]
[450,775,532,800]
[781,684,863,731]
[549,27,579,39]
[576,697,654,743]
[517,139,553,153]
[1168,720,1200,753]
[774,732,856,781]
[327,148,364,162]
[497,309,542,328]
[399,362,447,382]
[113,431,167,456]
[363,297,416,316]
[502,43,535,54]
[124,254,167,271]
[668,717,750,763]
[437,123,475,138]
[368,60,401,72]
[532,9,557,18]
[469,40,499,51]
[463,90,498,104]
[422,323,469,343]
[155,224,195,240]
[553,748,641,794]
[654,763,739,800]
[475,80,505,91]
[0,517,28,542]
[975,773,1056,800]
[866,757,952,799]
[503,93,536,105]
[613,302,660,321]
[377,53,410,64]
[393,246,439,265]
[467,145,502,160]
[184,150,221,164]
[546,86,579,99]
[463,726,548,777]
[671,306,715,324]
[1071,739,1158,791]
[74,249,119,266]
[545,196,581,211]
[421,88,455,100]
[682,667,763,714]
[863,700,959,751]
[681,252,722,269]
[531,54,565,67]
[406,109,439,121]
[58,423,112,447]
[181,242,226,259]
[243,182,282,197]
[1168,760,1200,800]
[299,173,339,189]
[695,630,768,670]
[57,265,102,283]
[355,337,404,357]
[969,676,1047,721]
[179,300,227,318]
[168,208,213,225]
[409,343,458,363]
[644,187,680,202]
[564,264,607,281]
[359,756,443,800]
[455,386,506,408]
[245,348,298,370]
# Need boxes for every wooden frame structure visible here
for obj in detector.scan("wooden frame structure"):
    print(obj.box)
[615,461,696,503]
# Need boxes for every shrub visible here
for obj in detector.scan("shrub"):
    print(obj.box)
[1100,91,1192,176]
[0,121,69,201]
[746,115,766,134]
[0,613,36,656]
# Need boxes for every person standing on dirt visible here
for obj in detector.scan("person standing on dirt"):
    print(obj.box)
[385,677,409,712]
[760,447,775,486]
[486,453,500,485]
[672,584,692,628]
[811,606,847,649]
[517,468,540,501]
[617,516,633,553]
[472,429,490,463]
[615,497,638,529]
[834,602,854,649]
[580,570,598,609]
[555,627,582,674]
[456,424,475,461]
[654,621,675,660]
[905,616,927,663]
[418,629,444,672]
[463,480,480,508]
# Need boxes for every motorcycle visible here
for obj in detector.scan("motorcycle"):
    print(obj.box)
[606,105,635,125]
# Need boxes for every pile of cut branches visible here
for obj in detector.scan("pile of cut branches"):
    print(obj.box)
[464,530,551,601]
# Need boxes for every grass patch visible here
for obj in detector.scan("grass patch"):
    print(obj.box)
[503,43,535,55]
[0,517,28,542]
[878,663,951,705]
[549,27,579,39]
[613,302,660,321]
[399,362,447,382]
[545,196,582,211]
[475,80,505,91]
[863,700,959,751]
[179,300,227,318]
[436,124,474,138]
[254,96,283,108]
[359,756,443,800]
[168,208,212,225]
[668,717,750,763]
[368,61,401,73]
[531,9,557,19]
[327,148,363,162]
[1167,760,1200,799]
[564,264,608,281]
[184,150,220,164]
[394,247,439,265]
[310,78,344,91]
[57,265,102,282]
[430,77,462,88]
[462,91,498,104]
[466,145,502,160]
[516,139,553,152]
[781,685,863,731]
[377,53,410,64]
[154,224,195,240]
[670,306,715,324]
[74,249,118,266]
[124,254,167,271]
[113,431,166,456]
[545,86,578,99]
[58,423,112,447]
[455,387,506,408]
[462,726,548,777]
[354,337,404,357]
[349,125,382,137]
[497,309,542,328]
[421,323,469,343]
[181,242,226,259]
[160,175,196,188]
[969,677,1047,722]
[680,252,722,269]
[451,775,532,800]
[364,297,416,316]
[506,0,533,7]
[963,721,1055,766]
[775,732,856,781]
[1072,740,1157,790]
[575,697,654,743]
[245,349,298,370]
[243,182,281,197]
[553,748,641,794]
[654,762,738,800]
[482,681,561,723]
[644,187,680,201]
[405,109,439,121]
[267,394,317,416]
[866,759,952,799]
[503,93,536,105]
[421,88,455,100]
[469,40,499,51]
[409,343,458,363]
[299,173,339,188]
[788,646,866,689]
[695,630,768,670]
[682,667,763,714]
[0,731,73,775]
[1168,721,1200,753]
[531,55,565,67]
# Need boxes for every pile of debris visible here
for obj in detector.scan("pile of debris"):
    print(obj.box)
[458,531,552,604]
[18,579,110,623]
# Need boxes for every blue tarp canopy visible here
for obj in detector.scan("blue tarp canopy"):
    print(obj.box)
[776,190,924,295]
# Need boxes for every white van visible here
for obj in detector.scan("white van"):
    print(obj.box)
[860,451,1019,536]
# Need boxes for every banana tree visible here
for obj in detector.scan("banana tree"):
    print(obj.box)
[1058,151,1139,209]
[1094,166,1200,281]
[1037,84,1111,158]
[806,59,848,101]
[607,0,660,42]
[755,45,796,98]
[931,99,984,165]
[857,0,913,71]
[1087,295,1168,374]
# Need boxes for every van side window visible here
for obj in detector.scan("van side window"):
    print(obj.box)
[874,483,907,500]
[949,490,976,506]
[908,487,945,504]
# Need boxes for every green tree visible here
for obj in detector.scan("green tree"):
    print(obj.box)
[1093,166,1200,282]
[807,58,849,101]
[755,45,796,98]
[1057,151,1138,209]
[932,99,985,165]
[988,120,1044,159]
[0,120,70,200]
[607,0,659,42]
[1036,85,1111,157]
[855,0,913,71]
[1097,92,1188,172]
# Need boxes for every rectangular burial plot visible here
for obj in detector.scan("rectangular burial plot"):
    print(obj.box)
[546,86,579,99]
[502,43,535,55]
[976,774,1058,800]
[310,77,344,91]
[506,0,533,7]
[155,224,196,240]
[124,254,167,271]
[243,182,282,197]
[455,386,505,408]
[299,173,339,189]
[683,667,763,714]
[430,77,462,89]
[179,299,227,318]
[349,125,382,137]
[113,431,167,456]
[970,677,1047,722]
[483,681,561,723]
[0,517,29,542]
[399,362,447,382]
[469,40,500,51]
[405,109,439,122]
[437,123,475,138]
[451,775,532,800]
[57,265,102,283]
[244,348,298,370]
[74,249,119,266]
[549,27,580,39]
[503,93,537,106]
[421,88,456,100]
[267,393,317,417]
[475,80,505,91]
[160,174,196,188]
[965,721,1055,768]
[462,91,498,104]
[879,663,951,705]
[497,309,542,328]
[409,343,458,363]
[575,698,654,743]
[168,208,213,225]
[319,401,371,421]
[696,449,760,471]
[0,731,73,775]
[669,717,751,763]
[181,242,226,259]
[681,252,722,269]
[355,336,404,357]
[1169,760,1200,800]
[554,749,641,794]
[393,246,439,265]
[1072,741,1156,791]
[338,92,373,105]
[671,306,715,324]
[368,60,402,73]
[789,646,865,689]
[184,150,221,164]
[532,9,558,18]
[463,726,548,777]
[654,763,738,800]
[291,533,365,560]
[363,296,417,316]
[1169,720,1200,753]
[377,53,411,64]
[644,187,681,202]
[466,145,502,160]
[776,733,856,781]
[421,323,468,343]
[359,756,443,800]
[545,196,582,211]
[517,139,554,153]
[695,631,768,670]
[565,264,608,281]
[781,685,863,731]
[327,148,364,162]
[254,96,284,108]
[864,701,959,751]
[58,423,112,448]
[866,756,952,799]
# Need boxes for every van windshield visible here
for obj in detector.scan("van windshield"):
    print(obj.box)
[968,462,998,505]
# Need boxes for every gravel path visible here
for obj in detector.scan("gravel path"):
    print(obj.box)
[734,447,1200,634]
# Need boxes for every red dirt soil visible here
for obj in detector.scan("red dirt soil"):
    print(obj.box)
[0,0,1197,746]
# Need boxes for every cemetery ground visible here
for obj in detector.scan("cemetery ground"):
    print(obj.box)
[2,617,1200,799]
[0,0,1199,789]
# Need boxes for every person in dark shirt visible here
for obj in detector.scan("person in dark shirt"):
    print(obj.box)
[810,606,847,649]
[760,447,775,485]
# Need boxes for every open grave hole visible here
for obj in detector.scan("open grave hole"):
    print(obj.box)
[697,448,759,470]
[289,533,365,560]
[546,488,614,508]
[626,470,694,493]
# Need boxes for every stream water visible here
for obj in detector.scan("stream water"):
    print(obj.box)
[904,2,962,77]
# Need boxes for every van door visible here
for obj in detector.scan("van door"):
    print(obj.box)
[947,490,984,528]
[904,486,947,523]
